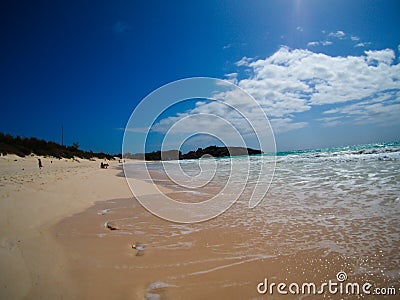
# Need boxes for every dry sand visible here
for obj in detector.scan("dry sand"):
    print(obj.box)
[0,155,133,299]
[0,155,395,299]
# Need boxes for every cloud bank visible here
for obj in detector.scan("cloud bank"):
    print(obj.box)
[151,46,400,143]
[234,47,399,130]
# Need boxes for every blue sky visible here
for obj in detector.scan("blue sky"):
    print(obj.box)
[1,0,399,153]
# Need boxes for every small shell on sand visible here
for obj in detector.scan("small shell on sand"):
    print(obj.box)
[132,243,145,256]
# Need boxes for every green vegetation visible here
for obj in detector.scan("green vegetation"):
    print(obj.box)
[0,132,116,160]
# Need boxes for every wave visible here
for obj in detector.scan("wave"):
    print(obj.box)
[274,141,400,163]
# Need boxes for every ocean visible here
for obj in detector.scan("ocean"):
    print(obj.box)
[122,141,400,297]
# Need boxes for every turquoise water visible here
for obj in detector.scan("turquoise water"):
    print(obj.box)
[276,141,400,155]
[125,141,400,278]
[261,141,400,157]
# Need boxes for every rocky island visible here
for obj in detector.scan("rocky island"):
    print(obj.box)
[125,146,263,161]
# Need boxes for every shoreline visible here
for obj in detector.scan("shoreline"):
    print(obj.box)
[1,155,398,299]
[53,196,395,299]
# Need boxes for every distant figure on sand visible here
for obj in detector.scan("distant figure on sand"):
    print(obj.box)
[38,158,43,169]
[100,162,109,169]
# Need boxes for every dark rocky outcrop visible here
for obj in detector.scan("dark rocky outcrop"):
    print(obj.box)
[125,146,262,161]
[181,146,262,160]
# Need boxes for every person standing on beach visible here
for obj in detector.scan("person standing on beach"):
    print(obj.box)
[38,158,43,169]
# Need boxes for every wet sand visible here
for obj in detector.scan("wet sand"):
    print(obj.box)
[54,196,397,299]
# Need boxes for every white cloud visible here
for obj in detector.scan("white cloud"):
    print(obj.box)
[307,41,319,47]
[322,41,333,46]
[278,48,393,105]
[320,90,400,127]
[296,26,304,32]
[365,49,395,65]
[319,30,368,48]
[224,72,238,84]
[237,46,400,128]
[307,40,332,47]
[235,56,253,67]
[328,30,346,39]
[269,118,308,133]
[152,46,400,137]
[355,42,371,48]
[224,72,238,78]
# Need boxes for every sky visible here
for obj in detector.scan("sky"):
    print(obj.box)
[1,0,399,153]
